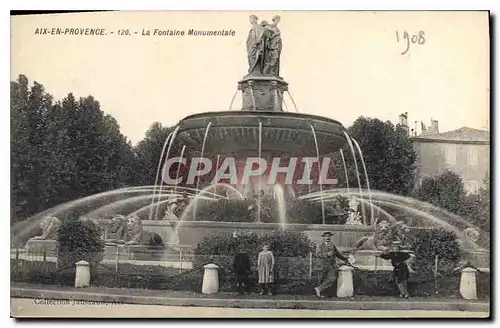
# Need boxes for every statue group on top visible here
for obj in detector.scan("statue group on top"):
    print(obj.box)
[246,14,282,77]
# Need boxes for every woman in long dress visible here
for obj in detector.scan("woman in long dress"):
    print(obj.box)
[258,243,275,295]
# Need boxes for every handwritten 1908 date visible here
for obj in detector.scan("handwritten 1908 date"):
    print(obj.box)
[396,31,426,55]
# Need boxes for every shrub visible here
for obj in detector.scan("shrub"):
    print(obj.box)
[189,197,350,225]
[192,230,315,290]
[193,199,254,222]
[412,228,461,279]
[56,217,105,272]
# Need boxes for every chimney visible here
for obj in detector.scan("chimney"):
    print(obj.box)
[429,119,439,134]
[399,112,408,126]
[398,112,410,136]
[421,121,427,134]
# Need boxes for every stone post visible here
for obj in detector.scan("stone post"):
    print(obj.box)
[460,267,478,300]
[75,260,91,288]
[337,265,354,298]
[202,263,219,294]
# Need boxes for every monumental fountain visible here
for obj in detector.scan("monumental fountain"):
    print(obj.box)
[11,15,489,270]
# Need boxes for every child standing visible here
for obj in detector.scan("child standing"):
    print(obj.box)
[258,243,275,295]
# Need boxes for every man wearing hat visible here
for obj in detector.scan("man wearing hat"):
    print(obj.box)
[379,241,412,298]
[314,231,349,298]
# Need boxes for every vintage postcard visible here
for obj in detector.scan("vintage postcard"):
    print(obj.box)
[10,10,490,319]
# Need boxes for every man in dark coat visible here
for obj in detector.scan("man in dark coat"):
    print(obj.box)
[314,231,349,298]
[233,245,252,295]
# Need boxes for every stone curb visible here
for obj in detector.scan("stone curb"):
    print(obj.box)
[11,288,490,312]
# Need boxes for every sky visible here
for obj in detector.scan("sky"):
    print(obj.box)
[10,11,490,145]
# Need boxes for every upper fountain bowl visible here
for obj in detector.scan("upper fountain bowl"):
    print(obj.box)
[175,111,348,157]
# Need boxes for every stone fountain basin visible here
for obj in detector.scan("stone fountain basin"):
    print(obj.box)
[175,111,348,156]
[142,220,374,248]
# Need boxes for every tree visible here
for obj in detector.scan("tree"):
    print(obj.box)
[11,75,53,218]
[414,170,466,215]
[133,122,178,186]
[460,174,490,233]
[11,75,138,221]
[336,117,417,195]
[57,217,105,272]
[412,228,461,278]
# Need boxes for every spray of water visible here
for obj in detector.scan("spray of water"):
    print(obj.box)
[193,122,213,220]
[274,184,287,229]
[152,126,180,220]
[310,124,325,224]
[351,138,374,225]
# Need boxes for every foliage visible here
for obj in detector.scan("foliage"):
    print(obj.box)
[412,228,461,278]
[414,170,466,214]
[11,259,490,299]
[56,217,105,270]
[191,198,347,224]
[193,199,254,222]
[335,117,417,196]
[259,230,315,257]
[191,230,315,286]
[460,175,490,233]
[132,122,179,186]
[11,75,138,221]
[414,171,490,234]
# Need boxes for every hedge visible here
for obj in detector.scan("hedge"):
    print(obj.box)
[11,261,490,299]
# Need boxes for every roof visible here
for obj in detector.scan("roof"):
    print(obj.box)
[411,127,490,143]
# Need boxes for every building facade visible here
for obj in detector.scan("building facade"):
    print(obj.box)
[410,123,490,194]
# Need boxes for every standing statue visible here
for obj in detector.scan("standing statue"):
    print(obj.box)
[248,191,271,222]
[246,15,283,77]
[246,15,267,75]
[262,15,282,76]
[345,198,363,225]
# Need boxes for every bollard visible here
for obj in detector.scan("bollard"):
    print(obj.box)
[75,260,91,288]
[460,267,477,300]
[337,265,354,298]
[202,263,219,294]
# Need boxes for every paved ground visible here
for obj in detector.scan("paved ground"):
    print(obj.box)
[11,282,490,302]
[10,298,489,318]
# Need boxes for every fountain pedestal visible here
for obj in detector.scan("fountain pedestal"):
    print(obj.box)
[460,267,478,300]
[75,260,90,288]
[24,239,59,256]
[238,76,288,111]
[337,265,354,298]
[202,263,220,294]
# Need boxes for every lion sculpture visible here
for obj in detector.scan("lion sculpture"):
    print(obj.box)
[31,216,62,240]
[125,215,164,248]
[353,220,409,252]
[104,215,129,244]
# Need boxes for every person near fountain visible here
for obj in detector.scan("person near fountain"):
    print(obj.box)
[233,245,252,295]
[314,231,349,298]
[379,241,411,299]
[257,243,275,295]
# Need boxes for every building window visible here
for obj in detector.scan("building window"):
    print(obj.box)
[445,145,456,165]
[467,147,478,166]
[464,180,479,194]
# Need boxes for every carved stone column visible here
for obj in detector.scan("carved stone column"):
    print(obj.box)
[238,76,288,111]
